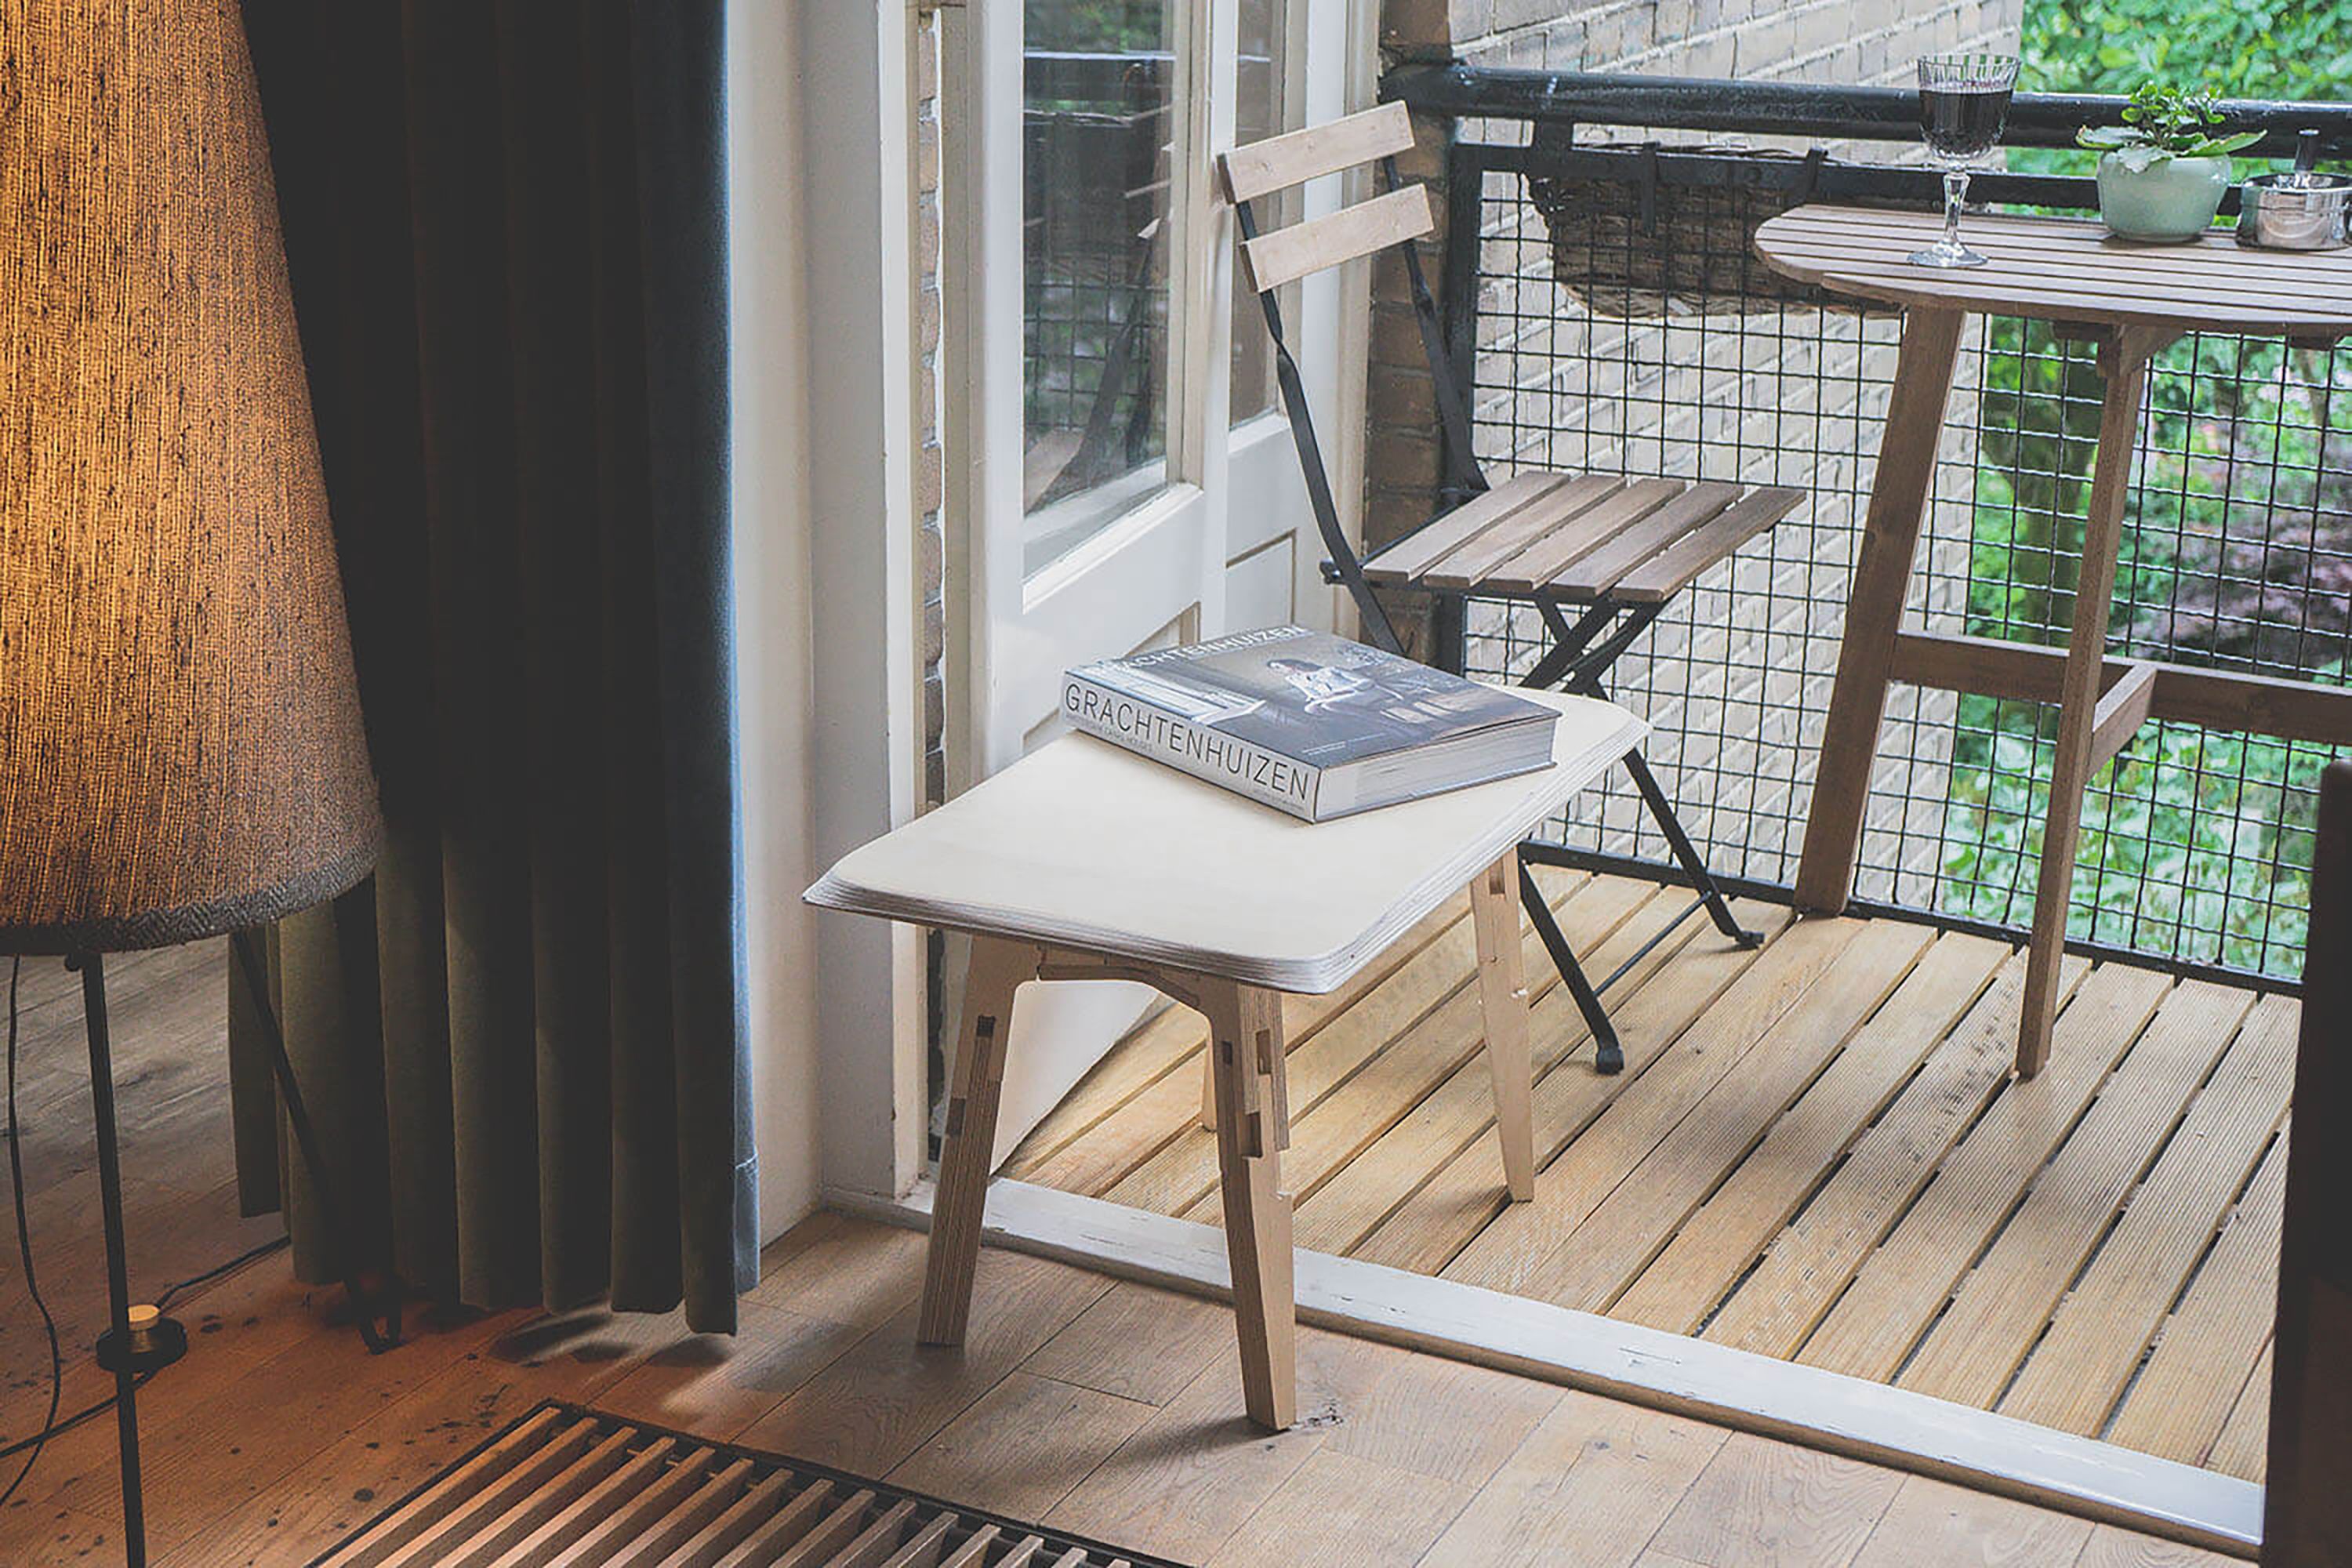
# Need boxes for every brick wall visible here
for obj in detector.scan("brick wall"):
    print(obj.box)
[1385,0,2009,76]
[1369,0,2023,900]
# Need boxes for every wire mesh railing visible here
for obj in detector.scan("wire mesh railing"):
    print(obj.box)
[1393,69,2352,982]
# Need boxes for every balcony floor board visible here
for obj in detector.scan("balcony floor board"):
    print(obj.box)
[1008,869,2288,1483]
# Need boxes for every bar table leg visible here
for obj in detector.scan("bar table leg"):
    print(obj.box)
[1794,307,1966,916]
[2014,328,2165,1076]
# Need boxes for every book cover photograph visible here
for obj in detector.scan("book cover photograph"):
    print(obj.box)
[1063,626,1559,820]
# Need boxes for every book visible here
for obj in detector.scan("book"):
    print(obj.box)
[1061,625,1560,822]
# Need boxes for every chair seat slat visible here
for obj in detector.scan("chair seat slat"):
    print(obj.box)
[1611,485,1808,602]
[1363,471,1563,584]
[1479,476,1690,596]
[1475,476,1686,594]
[1540,479,1735,598]
[1421,474,1624,589]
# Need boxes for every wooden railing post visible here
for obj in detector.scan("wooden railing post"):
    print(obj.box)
[2263,759,2352,1566]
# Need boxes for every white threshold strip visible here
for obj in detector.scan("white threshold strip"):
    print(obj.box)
[833,1177,2262,1560]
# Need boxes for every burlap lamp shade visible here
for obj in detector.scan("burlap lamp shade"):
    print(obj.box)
[0,0,383,955]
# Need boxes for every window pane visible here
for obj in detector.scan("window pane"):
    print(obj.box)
[1023,2,1175,575]
[1229,0,1285,425]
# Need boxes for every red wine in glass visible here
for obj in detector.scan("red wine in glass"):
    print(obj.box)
[1911,55,2019,267]
[1920,82,2013,162]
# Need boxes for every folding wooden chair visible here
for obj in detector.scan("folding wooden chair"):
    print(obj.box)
[1218,103,1805,1072]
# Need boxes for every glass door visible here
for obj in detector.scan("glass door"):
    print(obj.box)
[946,0,1364,1162]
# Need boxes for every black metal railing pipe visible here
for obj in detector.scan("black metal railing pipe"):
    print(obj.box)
[1385,64,2352,158]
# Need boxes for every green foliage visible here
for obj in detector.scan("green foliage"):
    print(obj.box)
[2076,83,2264,163]
[1933,2,2352,975]
[2022,0,2352,100]
[1025,0,1167,55]
[1941,699,2326,974]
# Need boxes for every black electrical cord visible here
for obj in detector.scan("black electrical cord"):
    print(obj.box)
[1,956,64,1514]
[0,947,337,1494]
[155,1234,289,1312]
[0,1374,150,1466]
[0,1235,291,1466]
[0,932,410,1511]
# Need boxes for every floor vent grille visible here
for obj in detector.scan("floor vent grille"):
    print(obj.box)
[315,1399,1180,1567]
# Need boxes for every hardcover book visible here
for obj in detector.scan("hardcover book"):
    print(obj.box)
[1062,626,1559,821]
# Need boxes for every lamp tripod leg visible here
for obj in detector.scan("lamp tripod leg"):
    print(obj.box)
[72,953,147,1568]
[227,930,401,1354]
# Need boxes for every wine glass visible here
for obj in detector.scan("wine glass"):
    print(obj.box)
[1911,53,2020,268]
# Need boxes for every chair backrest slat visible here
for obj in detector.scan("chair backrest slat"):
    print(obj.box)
[1218,101,1413,203]
[1240,183,1434,294]
[1213,105,1463,652]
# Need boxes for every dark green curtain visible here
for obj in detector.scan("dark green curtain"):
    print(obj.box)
[227,0,754,1333]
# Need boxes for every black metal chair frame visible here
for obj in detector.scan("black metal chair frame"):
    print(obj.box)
[1235,155,1762,1074]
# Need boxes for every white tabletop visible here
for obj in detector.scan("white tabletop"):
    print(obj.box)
[806,689,1643,993]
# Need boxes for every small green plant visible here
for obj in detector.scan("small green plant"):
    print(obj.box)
[2078,82,2265,169]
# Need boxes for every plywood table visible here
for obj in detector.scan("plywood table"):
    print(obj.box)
[807,689,1644,1429]
[1755,205,2352,1075]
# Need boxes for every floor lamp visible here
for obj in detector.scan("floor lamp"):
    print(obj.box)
[0,4,383,1563]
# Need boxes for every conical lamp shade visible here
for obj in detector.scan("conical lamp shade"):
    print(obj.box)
[0,0,383,955]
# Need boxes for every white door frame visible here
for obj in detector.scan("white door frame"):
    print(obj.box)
[940,0,1379,1164]
[789,0,930,1205]
[951,0,1232,782]
[943,0,1240,1166]
[776,0,1381,1208]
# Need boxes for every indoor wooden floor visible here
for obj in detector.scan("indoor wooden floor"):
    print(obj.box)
[1007,866,2290,1485]
[0,934,2252,1566]
[0,1213,2243,1568]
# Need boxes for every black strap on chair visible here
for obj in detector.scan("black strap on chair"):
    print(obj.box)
[1382,156,1487,506]
[1236,155,1760,1074]
[1236,195,1406,655]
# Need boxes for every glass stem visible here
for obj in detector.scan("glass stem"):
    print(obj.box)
[1943,169,1969,252]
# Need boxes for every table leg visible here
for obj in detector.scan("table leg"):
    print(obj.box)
[1795,307,1967,915]
[1470,851,1536,1201]
[918,936,1037,1347]
[2016,331,2160,1076]
[1203,978,1297,1431]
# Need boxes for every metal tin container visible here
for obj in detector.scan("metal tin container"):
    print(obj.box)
[2238,171,2352,249]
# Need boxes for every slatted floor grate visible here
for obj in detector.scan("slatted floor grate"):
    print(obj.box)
[315,1399,1180,1568]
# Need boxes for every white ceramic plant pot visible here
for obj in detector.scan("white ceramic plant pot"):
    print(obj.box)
[2096,151,2231,241]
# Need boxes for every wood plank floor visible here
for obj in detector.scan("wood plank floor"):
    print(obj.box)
[1007,867,2289,1483]
[0,913,2261,1566]
[0,1213,2244,1568]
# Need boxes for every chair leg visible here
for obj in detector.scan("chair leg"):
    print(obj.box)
[1519,851,1625,1075]
[1201,978,1297,1432]
[1469,851,1535,1200]
[1620,747,1762,949]
[918,937,1036,1348]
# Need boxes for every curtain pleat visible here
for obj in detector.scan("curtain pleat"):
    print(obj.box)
[231,0,752,1332]
[627,0,755,1321]
[497,2,621,1318]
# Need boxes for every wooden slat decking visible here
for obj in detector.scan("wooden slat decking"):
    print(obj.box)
[1004,867,2288,1482]
[0,935,2252,1565]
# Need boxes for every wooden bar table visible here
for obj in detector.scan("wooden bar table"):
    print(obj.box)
[1755,205,2352,1076]
[807,689,1643,1430]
